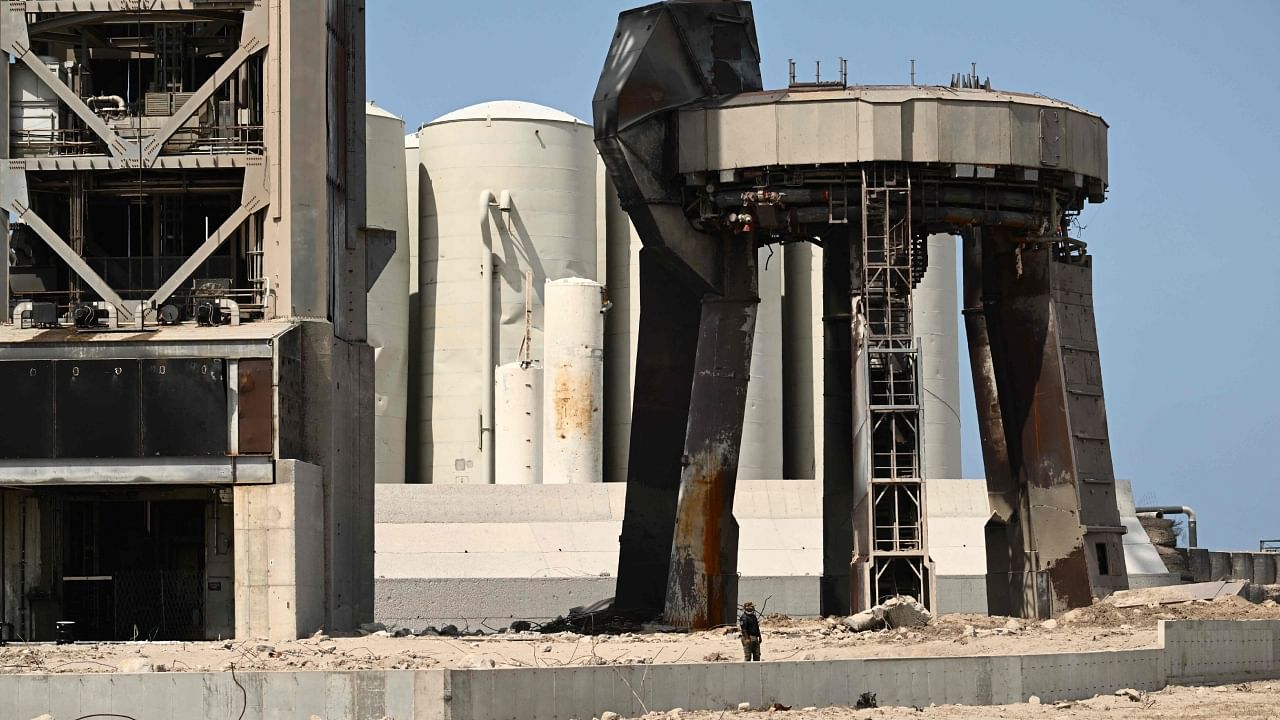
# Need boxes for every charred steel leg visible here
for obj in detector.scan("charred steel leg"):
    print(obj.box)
[612,249,705,619]
[973,227,1129,618]
[665,239,759,629]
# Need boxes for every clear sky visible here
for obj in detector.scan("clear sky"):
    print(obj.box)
[368,1,1280,551]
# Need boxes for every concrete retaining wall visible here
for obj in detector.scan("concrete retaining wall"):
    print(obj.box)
[4,620,1279,719]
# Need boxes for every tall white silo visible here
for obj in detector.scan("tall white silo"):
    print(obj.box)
[738,246,784,480]
[405,131,421,313]
[365,102,411,485]
[782,242,824,480]
[417,101,598,485]
[603,183,642,483]
[543,278,605,484]
[913,234,963,480]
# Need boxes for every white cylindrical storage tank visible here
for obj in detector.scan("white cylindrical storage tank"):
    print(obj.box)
[543,278,605,484]
[495,362,543,485]
[603,182,643,483]
[405,130,422,482]
[365,102,411,484]
[417,101,598,484]
[913,234,963,480]
[739,246,784,480]
[405,130,422,317]
[782,242,824,480]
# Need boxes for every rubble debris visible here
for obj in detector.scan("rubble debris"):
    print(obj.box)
[601,711,621,720]
[509,620,533,633]
[1106,580,1247,608]
[738,703,752,711]
[439,625,460,637]
[842,596,932,633]
[1116,688,1145,702]
[855,692,878,709]
[359,622,388,635]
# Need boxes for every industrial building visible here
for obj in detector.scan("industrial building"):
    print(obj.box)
[0,0,372,642]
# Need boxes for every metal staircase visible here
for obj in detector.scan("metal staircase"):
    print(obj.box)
[854,166,935,611]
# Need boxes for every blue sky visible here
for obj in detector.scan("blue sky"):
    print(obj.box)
[368,1,1280,551]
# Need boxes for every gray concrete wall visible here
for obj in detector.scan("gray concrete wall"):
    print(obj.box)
[374,480,988,624]
[0,669,448,720]
[3,620,1279,719]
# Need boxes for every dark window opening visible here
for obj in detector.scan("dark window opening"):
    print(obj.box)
[1095,542,1111,576]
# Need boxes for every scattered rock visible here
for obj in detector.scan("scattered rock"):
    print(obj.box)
[460,654,496,669]
[1004,618,1023,633]
[392,627,413,638]
[439,624,460,637]
[1116,688,1144,702]
[416,626,440,637]
[1040,619,1059,630]
[768,702,791,711]
[667,708,684,719]
[880,596,931,629]
[359,622,387,635]
[371,630,392,638]
[738,703,752,711]
[601,711,620,720]
[509,620,533,633]
[703,651,728,662]
[29,715,54,720]
[843,611,881,633]
[1028,695,1041,705]
[118,658,156,673]
[855,692,878,710]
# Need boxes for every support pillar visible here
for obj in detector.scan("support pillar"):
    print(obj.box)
[233,461,324,641]
[820,229,855,615]
[612,249,703,619]
[665,240,758,628]
[972,227,1129,617]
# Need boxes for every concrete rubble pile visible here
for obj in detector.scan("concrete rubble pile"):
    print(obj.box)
[842,596,932,633]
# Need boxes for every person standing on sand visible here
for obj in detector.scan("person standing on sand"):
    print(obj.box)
[738,601,762,661]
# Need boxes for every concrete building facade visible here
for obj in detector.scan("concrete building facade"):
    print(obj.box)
[0,0,373,641]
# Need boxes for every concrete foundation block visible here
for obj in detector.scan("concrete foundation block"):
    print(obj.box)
[1184,548,1212,583]
[1209,552,1232,580]
[1231,553,1254,581]
[235,460,325,640]
[1253,554,1277,585]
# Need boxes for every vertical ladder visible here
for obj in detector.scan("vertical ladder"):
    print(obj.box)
[153,25,185,94]
[856,165,934,610]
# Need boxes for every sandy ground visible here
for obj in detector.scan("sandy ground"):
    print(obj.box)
[645,681,1280,720]
[1,594,1278,674]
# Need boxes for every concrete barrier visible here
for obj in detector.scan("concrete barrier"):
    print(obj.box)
[3,620,1280,719]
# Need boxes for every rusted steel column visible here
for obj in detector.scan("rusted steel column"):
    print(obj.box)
[612,248,704,619]
[983,228,1128,617]
[820,228,855,616]
[665,241,759,629]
